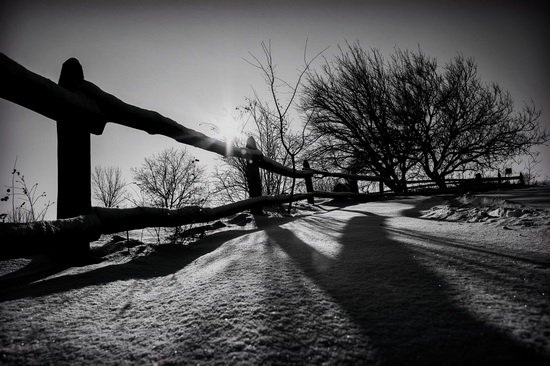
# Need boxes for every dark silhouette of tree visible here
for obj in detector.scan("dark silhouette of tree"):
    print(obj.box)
[246,40,325,212]
[91,165,127,208]
[131,147,208,243]
[392,50,546,188]
[213,41,326,209]
[302,44,412,192]
[240,96,303,195]
[211,156,249,204]
[302,43,547,190]
[132,147,206,210]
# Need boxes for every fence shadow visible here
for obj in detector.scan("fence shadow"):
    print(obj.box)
[264,212,548,365]
[0,257,71,292]
[0,229,255,302]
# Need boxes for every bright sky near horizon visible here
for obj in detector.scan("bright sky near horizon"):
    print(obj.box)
[1,0,549,219]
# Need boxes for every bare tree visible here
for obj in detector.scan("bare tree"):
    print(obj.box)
[302,44,413,192]
[211,159,248,204]
[132,147,207,209]
[302,43,547,190]
[201,119,255,204]
[131,147,208,243]
[211,41,325,209]
[246,40,326,213]
[210,134,251,205]
[92,165,127,208]
[394,51,547,188]
[241,96,294,194]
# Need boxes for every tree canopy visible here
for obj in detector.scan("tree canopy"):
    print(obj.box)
[132,147,206,210]
[302,43,547,190]
[92,166,127,208]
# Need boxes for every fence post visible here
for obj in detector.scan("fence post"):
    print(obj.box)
[519,173,525,186]
[379,179,384,194]
[302,160,315,204]
[475,173,482,187]
[348,178,359,194]
[56,58,92,260]
[245,136,263,215]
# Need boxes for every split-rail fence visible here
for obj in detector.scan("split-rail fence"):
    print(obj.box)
[0,54,524,260]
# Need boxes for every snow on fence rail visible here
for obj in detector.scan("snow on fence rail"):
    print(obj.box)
[0,54,524,260]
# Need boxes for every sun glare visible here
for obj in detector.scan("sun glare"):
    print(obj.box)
[213,116,246,156]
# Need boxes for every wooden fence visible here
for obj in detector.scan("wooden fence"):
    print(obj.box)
[0,54,524,260]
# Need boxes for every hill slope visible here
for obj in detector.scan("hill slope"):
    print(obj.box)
[1,196,549,365]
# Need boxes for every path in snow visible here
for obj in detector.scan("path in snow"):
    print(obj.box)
[1,195,549,365]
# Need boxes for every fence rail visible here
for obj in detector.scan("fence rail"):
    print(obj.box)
[0,54,525,260]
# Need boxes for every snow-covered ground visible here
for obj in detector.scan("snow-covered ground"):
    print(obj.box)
[1,191,549,365]
[472,186,550,209]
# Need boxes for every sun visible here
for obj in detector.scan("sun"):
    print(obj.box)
[216,116,246,145]
[207,115,247,157]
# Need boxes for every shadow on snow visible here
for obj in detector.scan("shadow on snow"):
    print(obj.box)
[259,201,548,365]
[0,229,254,301]
[1,198,548,364]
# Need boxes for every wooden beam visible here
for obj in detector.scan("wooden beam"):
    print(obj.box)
[0,193,324,259]
[0,53,107,134]
[0,54,329,182]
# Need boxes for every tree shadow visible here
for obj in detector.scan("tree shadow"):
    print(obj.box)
[386,226,550,268]
[264,211,548,365]
[0,229,255,302]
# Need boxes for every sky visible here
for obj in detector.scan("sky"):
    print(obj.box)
[1,0,549,219]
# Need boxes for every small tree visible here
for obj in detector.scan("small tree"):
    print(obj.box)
[92,165,127,208]
[212,42,325,208]
[246,40,326,213]
[210,134,251,205]
[211,158,249,204]
[211,100,296,205]
[201,120,255,204]
[131,147,207,242]
[132,147,207,209]
[239,96,294,195]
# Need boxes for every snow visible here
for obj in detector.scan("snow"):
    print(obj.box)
[1,192,549,365]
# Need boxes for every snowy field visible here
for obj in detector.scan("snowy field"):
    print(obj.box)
[1,190,549,365]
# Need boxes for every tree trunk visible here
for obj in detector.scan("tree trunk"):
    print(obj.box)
[425,171,447,189]
[382,176,405,193]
